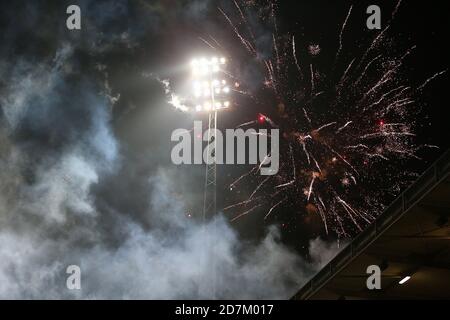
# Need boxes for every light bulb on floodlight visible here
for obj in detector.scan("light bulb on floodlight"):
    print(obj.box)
[399,276,411,285]
[188,56,230,113]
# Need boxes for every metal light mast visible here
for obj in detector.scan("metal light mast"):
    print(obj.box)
[190,56,230,299]
[189,57,230,222]
[203,110,217,222]
[168,56,231,298]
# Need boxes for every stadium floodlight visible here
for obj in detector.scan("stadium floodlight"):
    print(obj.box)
[169,57,231,113]
[185,55,232,299]
[190,56,231,113]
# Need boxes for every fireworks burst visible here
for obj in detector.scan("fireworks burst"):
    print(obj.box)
[212,0,446,237]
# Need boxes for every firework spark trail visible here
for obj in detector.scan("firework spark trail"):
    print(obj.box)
[302,108,312,125]
[365,153,389,160]
[264,197,287,220]
[364,85,408,111]
[275,181,294,189]
[383,123,410,127]
[337,58,356,88]
[292,36,304,78]
[325,143,359,176]
[264,60,277,92]
[336,196,363,231]
[311,156,322,173]
[229,166,258,189]
[236,120,257,128]
[310,91,325,101]
[361,70,395,101]
[400,45,417,60]
[199,37,218,50]
[223,196,263,211]
[289,143,296,180]
[392,86,411,99]
[219,7,256,55]
[233,0,247,24]
[383,98,414,114]
[358,44,416,105]
[336,121,352,133]
[306,174,317,201]
[230,203,264,222]
[276,146,296,188]
[233,0,258,46]
[268,61,278,94]
[208,35,223,49]
[391,149,421,160]
[418,70,448,91]
[301,140,311,164]
[360,131,415,139]
[221,70,239,81]
[249,176,271,200]
[345,144,369,150]
[340,198,372,226]
[273,33,281,73]
[318,196,326,210]
[316,122,337,132]
[354,54,382,87]
[262,114,278,127]
[315,199,329,234]
[334,5,353,67]
[270,0,279,36]
[356,0,402,71]
[257,155,272,176]
[359,43,418,103]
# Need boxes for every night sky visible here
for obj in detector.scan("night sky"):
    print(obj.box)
[0,0,448,299]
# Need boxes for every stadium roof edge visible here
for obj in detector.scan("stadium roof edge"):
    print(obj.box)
[292,148,450,300]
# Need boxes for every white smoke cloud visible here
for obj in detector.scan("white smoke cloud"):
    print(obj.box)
[21,153,99,223]
[0,166,343,299]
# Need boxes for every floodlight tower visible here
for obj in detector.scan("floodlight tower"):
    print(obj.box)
[190,57,230,222]
[190,56,230,299]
